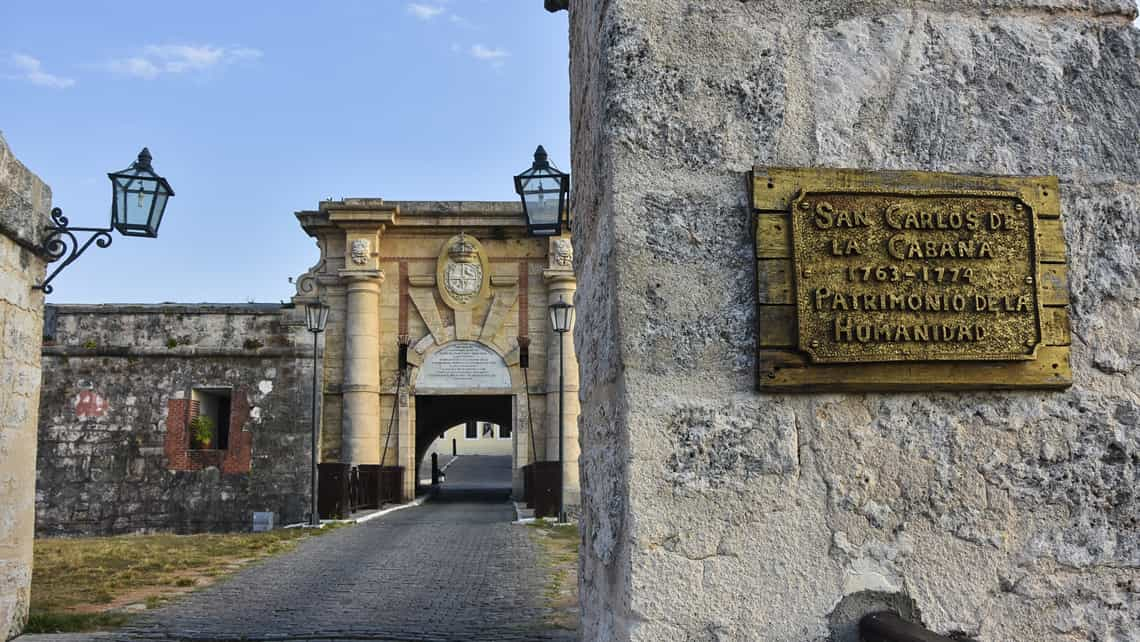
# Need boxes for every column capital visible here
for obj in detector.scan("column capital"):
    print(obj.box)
[543,269,576,287]
[338,268,385,285]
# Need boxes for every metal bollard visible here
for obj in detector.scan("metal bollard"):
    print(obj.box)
[860,612,970,642]
[431,453,440,485]
[452,438,457,456]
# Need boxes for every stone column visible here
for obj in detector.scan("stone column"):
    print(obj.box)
[397,387,415,501]
[543,238,580,512]
[339,269,384,465]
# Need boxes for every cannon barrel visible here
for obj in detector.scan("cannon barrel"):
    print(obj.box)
[859,612,970,642]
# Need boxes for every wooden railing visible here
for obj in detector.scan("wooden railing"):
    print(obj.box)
[318,463,403,519]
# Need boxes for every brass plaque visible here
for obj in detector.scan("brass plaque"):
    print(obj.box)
[753,167,1072,391]
[791,189,1041,364]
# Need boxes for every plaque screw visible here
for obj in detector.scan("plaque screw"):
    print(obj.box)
[811,340,820,348]
[800,202,810,210]
[1015,204,1024,211]
[803,269,812,278]
[1025,276,1034,284]
[1025,340,1035,347]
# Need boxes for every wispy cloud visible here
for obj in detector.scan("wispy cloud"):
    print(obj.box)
[407,3,445,20]
[470,44,509,66]
[8,53,75,88]
[103,44,262,80]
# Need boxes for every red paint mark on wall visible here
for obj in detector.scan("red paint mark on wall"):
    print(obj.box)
[75,390,109,418]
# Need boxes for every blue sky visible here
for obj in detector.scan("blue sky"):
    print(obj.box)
[1,1,569,303]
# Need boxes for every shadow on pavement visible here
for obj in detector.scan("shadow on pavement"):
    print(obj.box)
[426,454,513,503]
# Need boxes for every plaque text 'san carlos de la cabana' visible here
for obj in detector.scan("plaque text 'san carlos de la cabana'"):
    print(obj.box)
[753,167,1072,391]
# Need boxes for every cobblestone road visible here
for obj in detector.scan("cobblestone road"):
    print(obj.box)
[434,455,514,499]
[113,457,575,641]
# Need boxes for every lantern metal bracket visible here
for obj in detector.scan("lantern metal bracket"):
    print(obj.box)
[33,207,114,294]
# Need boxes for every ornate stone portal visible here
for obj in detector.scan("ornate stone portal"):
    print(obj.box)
[292,199,578,506]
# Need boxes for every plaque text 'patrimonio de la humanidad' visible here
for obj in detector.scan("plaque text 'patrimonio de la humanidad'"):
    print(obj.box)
[752,167,1072,391]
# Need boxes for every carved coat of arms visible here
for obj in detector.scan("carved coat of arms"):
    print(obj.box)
[438,233,485,307]
[446,262,482,298]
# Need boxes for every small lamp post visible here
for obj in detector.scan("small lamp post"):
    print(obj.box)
[35,148,174,293]
[514,145,570,237]
[305,302,330,527]
[549,296,575,523]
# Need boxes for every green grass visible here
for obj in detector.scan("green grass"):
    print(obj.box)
[23,611,131,634]
[526,520,580,631]
[29,524,346,633]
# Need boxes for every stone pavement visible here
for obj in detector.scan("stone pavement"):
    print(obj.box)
[18,457,575,642]
[432,455,513,501]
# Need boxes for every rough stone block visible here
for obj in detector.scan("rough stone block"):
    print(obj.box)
[571,1,1140,640]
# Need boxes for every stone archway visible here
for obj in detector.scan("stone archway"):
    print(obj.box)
[292,200,579,511]
[412,394,513,479]
[406,336,530,499]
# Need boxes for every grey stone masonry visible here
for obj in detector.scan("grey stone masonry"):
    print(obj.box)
[570,2,1140,641]
[37,303,316,534]
[0,132,50,640]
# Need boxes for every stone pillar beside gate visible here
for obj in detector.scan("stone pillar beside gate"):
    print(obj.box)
[340,270,383,465]
[568,1,1140,640]
[0,133,51,640]
[543,237,580,513]
[328,207,394,477]
[396,384,415,502]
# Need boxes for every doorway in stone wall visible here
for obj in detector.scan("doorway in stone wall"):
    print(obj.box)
[414,394,514,500]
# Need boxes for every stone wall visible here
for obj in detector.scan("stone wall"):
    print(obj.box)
[570,2,1140,641]
[37,304,315,535]
[0,133,50,640]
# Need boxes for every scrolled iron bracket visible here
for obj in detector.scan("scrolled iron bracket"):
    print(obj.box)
[33,207,114,294]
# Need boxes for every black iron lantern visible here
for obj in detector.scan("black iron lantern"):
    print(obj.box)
[514,145,569,237]
[303,300,330,527]
[548,294,575,524]
[549,297,575,334]
[305,302,330,334]
[108,147,174,238]
[34,147,175,294]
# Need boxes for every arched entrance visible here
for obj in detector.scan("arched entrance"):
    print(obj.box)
[414,394,514,499]
[410,340,520,499]
[292,200,580,513]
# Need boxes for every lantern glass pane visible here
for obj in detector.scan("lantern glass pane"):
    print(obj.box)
[128,187,156,227]
[522,175,562,226]
[112,181,128,229]
[306,304,329,332]
[149,192,169,231]
[549,302,573,332]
